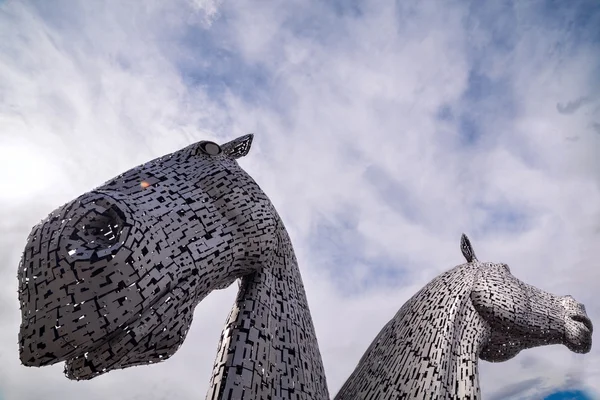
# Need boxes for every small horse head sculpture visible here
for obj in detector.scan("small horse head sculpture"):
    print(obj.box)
[335,234,593,399]
[17,134,282,379]
[462,234,593,360]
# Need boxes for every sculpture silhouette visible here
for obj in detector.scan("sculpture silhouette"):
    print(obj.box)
[17,135,593,400]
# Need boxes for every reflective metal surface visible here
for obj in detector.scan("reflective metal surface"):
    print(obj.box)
[17,136,592,399]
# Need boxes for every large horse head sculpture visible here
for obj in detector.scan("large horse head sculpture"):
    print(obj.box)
[18,135,330,399]
[335,234,593,399]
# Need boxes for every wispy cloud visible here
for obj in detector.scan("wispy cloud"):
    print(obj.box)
[1,0,599,399]
[557,97,592,115]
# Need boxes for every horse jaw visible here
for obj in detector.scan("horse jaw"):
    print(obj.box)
[64,286,199,380]
[479,332,522,362]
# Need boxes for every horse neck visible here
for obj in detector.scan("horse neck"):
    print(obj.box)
[206,219,330,400]
[335,266,491,400]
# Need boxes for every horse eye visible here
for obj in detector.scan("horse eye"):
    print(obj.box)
[198,141,222,156]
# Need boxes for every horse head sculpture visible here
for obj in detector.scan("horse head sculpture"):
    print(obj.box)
[18,135,330,399]
[18,134,593,400]
[334,234,593,399]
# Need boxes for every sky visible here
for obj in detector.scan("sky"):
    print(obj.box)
[0,0,599,399]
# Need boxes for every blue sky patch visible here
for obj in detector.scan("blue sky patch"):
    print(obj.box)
[309,207,409,296]
[473,201,531,236]
[543,389,596,400]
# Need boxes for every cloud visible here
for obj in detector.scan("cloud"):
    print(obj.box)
[557,97,592,115]
[487,378,543,400]
[1,0,599,399]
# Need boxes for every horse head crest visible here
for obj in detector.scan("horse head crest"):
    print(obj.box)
[460,233,478,263]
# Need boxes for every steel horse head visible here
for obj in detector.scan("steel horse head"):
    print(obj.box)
[335,234,593,399]
[18,134,330,399]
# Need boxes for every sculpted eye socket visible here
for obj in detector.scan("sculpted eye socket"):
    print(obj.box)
[198,141,222,156]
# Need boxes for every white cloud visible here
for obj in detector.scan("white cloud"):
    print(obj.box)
[1,0,599,399]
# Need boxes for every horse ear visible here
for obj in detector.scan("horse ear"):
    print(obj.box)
[221,134,254,159]
[460,233,478,263]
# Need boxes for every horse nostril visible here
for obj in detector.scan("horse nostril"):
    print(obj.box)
[570,315,593,333]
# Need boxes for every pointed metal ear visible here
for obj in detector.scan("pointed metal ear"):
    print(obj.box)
[461,233,478,263]
[221,134,254,159]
